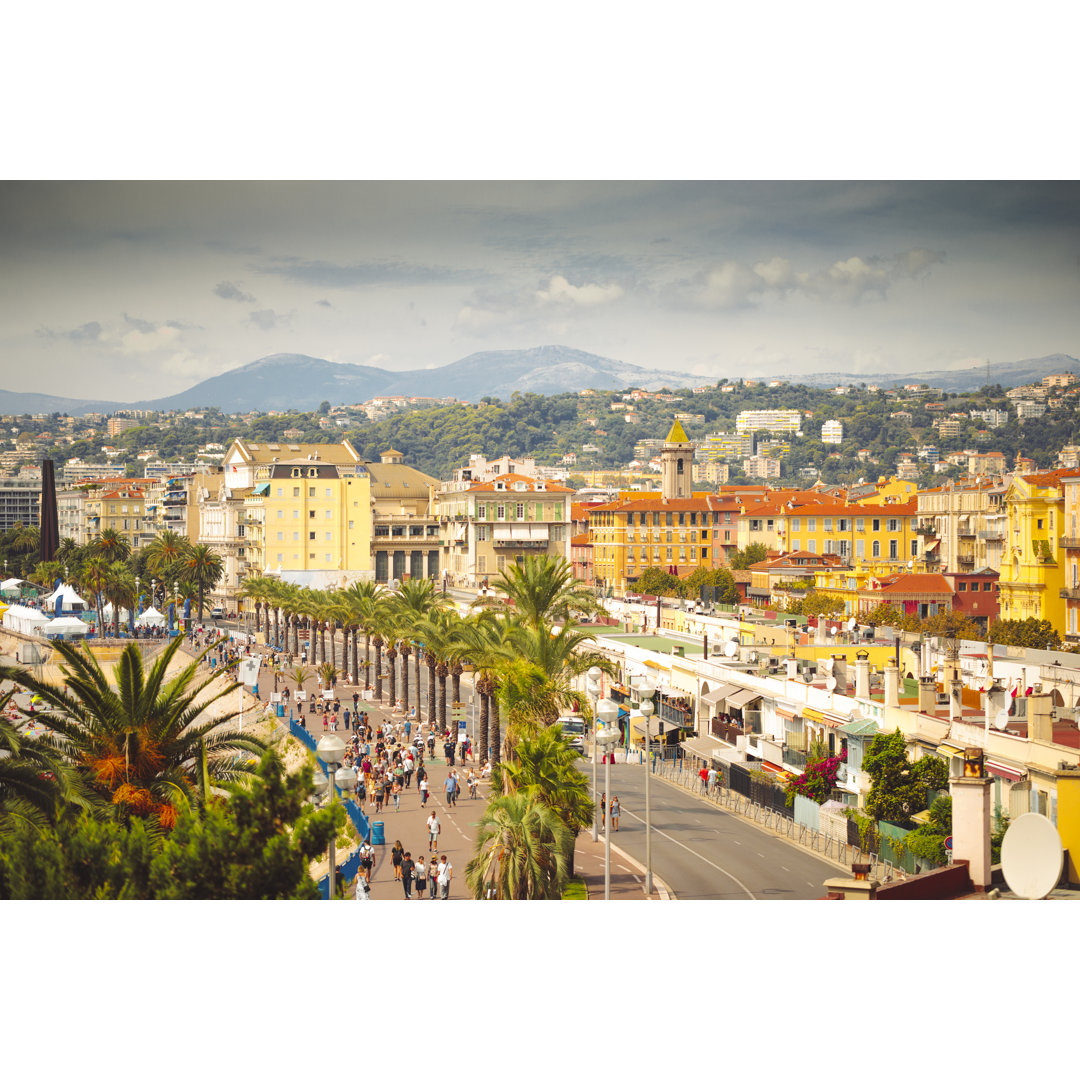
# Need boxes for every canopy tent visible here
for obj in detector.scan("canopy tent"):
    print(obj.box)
[3,605,52,636]
[0,578,28,596]
[136,606,166,627]
[42,583,88,611]
[43,616,91,638]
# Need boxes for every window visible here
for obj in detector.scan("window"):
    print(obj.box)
[293,486,300,497]
[807,540,816,553]
[293,509,299,519]
[856,518,865,532]
[888,518,898,532]
[679,547,686,562]
[889,539,898,559]
[872,519,881,532]
[309,510,316,519]
[791,518,800,532]
[516,503,525,520]
[1037,518,1044,530]
[325,488,332,498]
[277,531,283,540]
[325,510,332,519]
[291,469,300,479]
[293,531,299,541]
[325,554,331,563]
[325,532,331,542]
[276,487,283,497]
[478,503,486,520]
[477,525,488,542]
[911,540,918,557]
[701,547,708,561]
[309,531,316,541]
[277,553,283,563]
[276,509,283,519]
[724,512,732,524]
[309,486,316,497]
[679,513,686,526]
[666,547,673,562]
[666,513,673,526]
[856,539,864,558]
[824,518,833,532]
[872,540,880,557]
[958,581,968,591]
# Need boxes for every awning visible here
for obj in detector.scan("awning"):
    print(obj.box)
[681,735,727,761]
[493,523,550,541]
[632,718,685,736]
[986,759,1026,782]
[643,659,665,670]
[701,682,739,706]
[802,706,845,729]
[253,482,270,496]
[936,743,967,758]
[726,689,761,710]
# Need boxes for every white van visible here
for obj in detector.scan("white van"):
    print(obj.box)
[211,605,224,620]
[554,715,585,753]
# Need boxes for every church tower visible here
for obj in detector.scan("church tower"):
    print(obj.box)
[661,418,694,500]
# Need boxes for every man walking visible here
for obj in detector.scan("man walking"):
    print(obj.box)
[427,809,441,852]
[444,770,458,808]
[401,851,415,899]
[437,854,452,899]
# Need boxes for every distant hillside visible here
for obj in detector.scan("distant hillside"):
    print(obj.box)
[0,388,124,415]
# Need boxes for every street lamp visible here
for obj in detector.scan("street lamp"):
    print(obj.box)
[586,665,602,842]
[635,676,656,898]
[316,733,346,899]
[595,700,620,900]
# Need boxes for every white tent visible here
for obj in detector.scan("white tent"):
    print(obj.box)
[43,616,91,638]
[42,583,89,611]
[136,606,166,627]
[2,604,52,636]
[0,577,27,596]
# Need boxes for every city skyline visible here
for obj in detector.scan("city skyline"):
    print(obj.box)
[1,180,1078,403]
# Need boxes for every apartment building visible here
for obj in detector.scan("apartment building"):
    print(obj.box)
[0,477,40,531]
[821,420,843,445]
[367,448,441,584]
[916,478,1005,574]
[434,473,573,586]
[1058,474,1080,642]
[735,409,803,437]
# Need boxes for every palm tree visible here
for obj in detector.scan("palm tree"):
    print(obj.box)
[103,564,137,637]
[238,575,268,638]
[464,790,575,900]
[6,637,265,828]
[391,580,450,723]
[80,554,112,634]
[90,526,132,565]
[338,581,377,688]
[144,529,192,587]
[464,612,518,765]
[28,559,63,589]
[177,544,224,620]
[366,592,394,702]
[486,553,602,630]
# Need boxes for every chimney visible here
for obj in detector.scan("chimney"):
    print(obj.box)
[855,653,870,699]
[950,751,993,890]
[830,654,848,693]
[919,676,937,713]
[949,675,963,722]
[786,657,799,681]
[815,617,827,645]
[884,663,900,708]
[1028,693,1055,744]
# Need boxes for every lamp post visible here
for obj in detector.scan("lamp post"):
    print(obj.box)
[595,698,620,900]
[316,733,346,899]
[586,665,602,842]
[635,676,656,897]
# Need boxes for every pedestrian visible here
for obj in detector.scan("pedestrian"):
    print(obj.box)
[437,854,452,899]
[444,739,455,767]
[391,840,404,880]
[358,839,374,882]
[426,809,441,852]
[344,708,350,731]
[354,875,370,901]
[698,765,709,793]
[467,769,478,799]
[414,855,427,898]
[391,778,401,811]
[401,851,414,899]
[429,860,439,898]
[444,771,457,808]
[419,776,429,806]
[610,795,621,832]
[707,766,717,794]
[375,780,385,813]
[404,719,412,741]
[600,792,606,830]
[353,692,359,710]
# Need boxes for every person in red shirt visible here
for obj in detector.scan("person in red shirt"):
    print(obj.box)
[699,765,709,793]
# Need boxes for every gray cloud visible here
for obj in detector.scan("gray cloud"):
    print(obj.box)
[36,321,103,342]
[123,313,156,333]
[248,308,287,330]
[255,255,472,288]
[214,280,256,303]
[315,298,332,308]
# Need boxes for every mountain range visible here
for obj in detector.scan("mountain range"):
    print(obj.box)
[0,346,1076,416]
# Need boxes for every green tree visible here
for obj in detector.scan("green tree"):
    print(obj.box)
[636,566,686,597]
[0,751,340,899]
[488,553,602,629]
[988,617,1062,650]
[464,790,575,900]
[863,729,949,825]
[905,794,952,867]
[177,543,224,620]
[800,591,845,619]
[728,542,768,569]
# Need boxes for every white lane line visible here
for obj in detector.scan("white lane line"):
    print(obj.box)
[758,852,765,858]
[617,864,633,873]
[620,807,756,900]
[632,874,641,882]
[781,866,790,872]
[806,881,814,887]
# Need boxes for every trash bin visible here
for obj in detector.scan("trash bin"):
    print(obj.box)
[276,703,285,718]
[371,820,385,846]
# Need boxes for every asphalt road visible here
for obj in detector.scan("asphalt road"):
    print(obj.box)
[583,759,839,900]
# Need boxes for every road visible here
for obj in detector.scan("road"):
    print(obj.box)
[583,758,839,899]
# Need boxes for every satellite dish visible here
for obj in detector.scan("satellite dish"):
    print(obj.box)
[1001,813,1064,899]
[846,617,857,631]
[723,640,738,657]
[825,676,837,690]
[829,626,838,636]
[993,708,1010,731]
[748,651,758,662]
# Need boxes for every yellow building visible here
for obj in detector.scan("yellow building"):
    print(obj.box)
[998,469,1079,628]
[1061,474,1080,642]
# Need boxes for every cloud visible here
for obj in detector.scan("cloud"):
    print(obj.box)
[248,308,288,330]
[686,247,946,308]
[536,274,624,307]
[255,255,470,288]
[123,313,157,334]
[315,298,332,308]
[64,321,103,342]
[214,280,256,303]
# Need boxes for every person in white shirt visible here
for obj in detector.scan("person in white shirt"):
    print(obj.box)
[426,810,441,852]
[437,855,452,899]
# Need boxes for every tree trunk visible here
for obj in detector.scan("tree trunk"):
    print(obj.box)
[387,648,397,709]
[427,658,437,729]
[364,633,371,691]
[478,686,489,763]
[489,692,501,765]
[400,647,411,717]
[451,664,462,706]
[415,649,422,723]
[351,627,359,685]
[374,639,383,700]
[438,668,447,732]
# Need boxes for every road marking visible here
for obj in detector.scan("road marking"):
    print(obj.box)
[758,852,765,858]
[620,807,756,900]
[632,874,641,882]
[781,866,790,872]
[733,840,741,845]
[807,881,815,887]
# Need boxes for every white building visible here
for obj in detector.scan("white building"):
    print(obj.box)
[821,420,844,445]
[735,409,803,437]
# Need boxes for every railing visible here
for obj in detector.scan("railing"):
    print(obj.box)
[1060,586,1080,600]
[1059,536,1080,550]
[650,756,908,886]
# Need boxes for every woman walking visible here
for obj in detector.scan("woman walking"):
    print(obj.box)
[391,840,404,881]
[414,856,427,898]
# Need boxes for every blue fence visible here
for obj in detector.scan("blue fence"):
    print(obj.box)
[290,718,372,898]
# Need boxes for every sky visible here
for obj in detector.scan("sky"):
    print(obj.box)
[1,180,1078,403]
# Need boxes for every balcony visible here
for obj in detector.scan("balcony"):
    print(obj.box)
[1060,536,1080,549]
[1060,586,1080,600]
